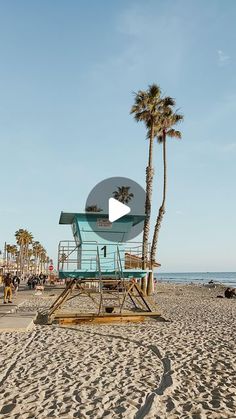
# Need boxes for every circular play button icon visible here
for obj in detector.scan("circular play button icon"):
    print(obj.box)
[108,198,131,222]
[85,177,146,242]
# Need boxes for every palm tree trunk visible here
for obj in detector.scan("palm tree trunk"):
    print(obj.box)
[148,133,167,295]
[19,243,23,276]
[6,251,9,272]
[23,244,28,275]
[37,257,40,275]
[23,245,27,276]
[142,121,155,294]
[16,252,19,275]
[33,255,37,274]
[25,243,29,274]
[3,242,6,275]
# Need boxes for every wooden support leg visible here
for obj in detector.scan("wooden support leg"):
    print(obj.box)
[48,280,75,319]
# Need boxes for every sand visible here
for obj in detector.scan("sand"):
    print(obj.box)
[0,283,235,418]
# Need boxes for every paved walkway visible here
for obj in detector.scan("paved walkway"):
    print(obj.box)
[0,284,38,332]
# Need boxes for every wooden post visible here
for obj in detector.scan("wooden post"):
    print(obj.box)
[147,271,154,295]
[141,275,147,295]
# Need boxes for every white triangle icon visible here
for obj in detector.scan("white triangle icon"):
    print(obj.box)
[108,198,131,222]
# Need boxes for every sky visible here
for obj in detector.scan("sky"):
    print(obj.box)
[0,0,236,272]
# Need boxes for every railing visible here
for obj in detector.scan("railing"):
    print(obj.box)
[57,240,150,273]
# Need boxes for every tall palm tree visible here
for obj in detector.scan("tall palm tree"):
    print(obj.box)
[6,244,17,270]
[131,84,173,293]
[32,241,43,274]
[39,247,47,273]
[45,256,50,273]
[15,229,33,275]
[112,186,134,204]
[11,245,18,258]
[15,249,20,274]
[6,244,12,268]
[148,108,183,294]
[27,248,34,273]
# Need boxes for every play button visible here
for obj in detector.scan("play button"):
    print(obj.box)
[108,198,131,222]
[85,176,146,241]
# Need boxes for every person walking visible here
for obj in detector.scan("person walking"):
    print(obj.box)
[3,273,13,304]
[13,274,20,293]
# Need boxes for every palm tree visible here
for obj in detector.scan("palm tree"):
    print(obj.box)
[86,205,103,212]
[15,249,20,274]
[148,107,183,294]
[60,253,67,270]
[6,244,12,268]
[11,245,18,258]
[6,244,17,270]
[27,248,34,273]
[39,247,47,273]
[112,186,134,204]
[131,84,171,293]
[15,229,33,275]
[45,256,50,273]
[32,241,43,274]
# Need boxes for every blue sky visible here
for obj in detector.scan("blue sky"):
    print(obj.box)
[0,0,236,271]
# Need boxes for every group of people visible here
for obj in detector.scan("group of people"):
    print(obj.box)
[27,273,47,289]
[208,280,236,299]
[2,273,20,304]
[2,272,48,304]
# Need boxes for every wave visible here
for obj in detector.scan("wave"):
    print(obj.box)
[155,274,236,287]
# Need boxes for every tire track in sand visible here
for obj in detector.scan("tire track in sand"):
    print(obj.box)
[0,330,36,388]
[65,327,173,418]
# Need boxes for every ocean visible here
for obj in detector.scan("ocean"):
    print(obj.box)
[155,272,236,287]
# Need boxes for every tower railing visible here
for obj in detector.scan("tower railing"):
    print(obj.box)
[57,240,151,273]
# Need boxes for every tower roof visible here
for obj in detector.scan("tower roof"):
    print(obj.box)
[59,212,145,226]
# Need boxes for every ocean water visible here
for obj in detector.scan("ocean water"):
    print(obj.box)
[155,272,236,287]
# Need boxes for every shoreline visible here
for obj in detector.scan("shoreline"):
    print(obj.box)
[155,276,236,288]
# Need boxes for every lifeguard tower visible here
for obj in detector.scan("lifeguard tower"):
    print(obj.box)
[47,211,160,324]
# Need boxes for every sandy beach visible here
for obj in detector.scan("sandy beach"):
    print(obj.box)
[0,283,235,418]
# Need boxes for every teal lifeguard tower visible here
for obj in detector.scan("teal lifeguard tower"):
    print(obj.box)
[58,211,149,280]
[47,211,160,324]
